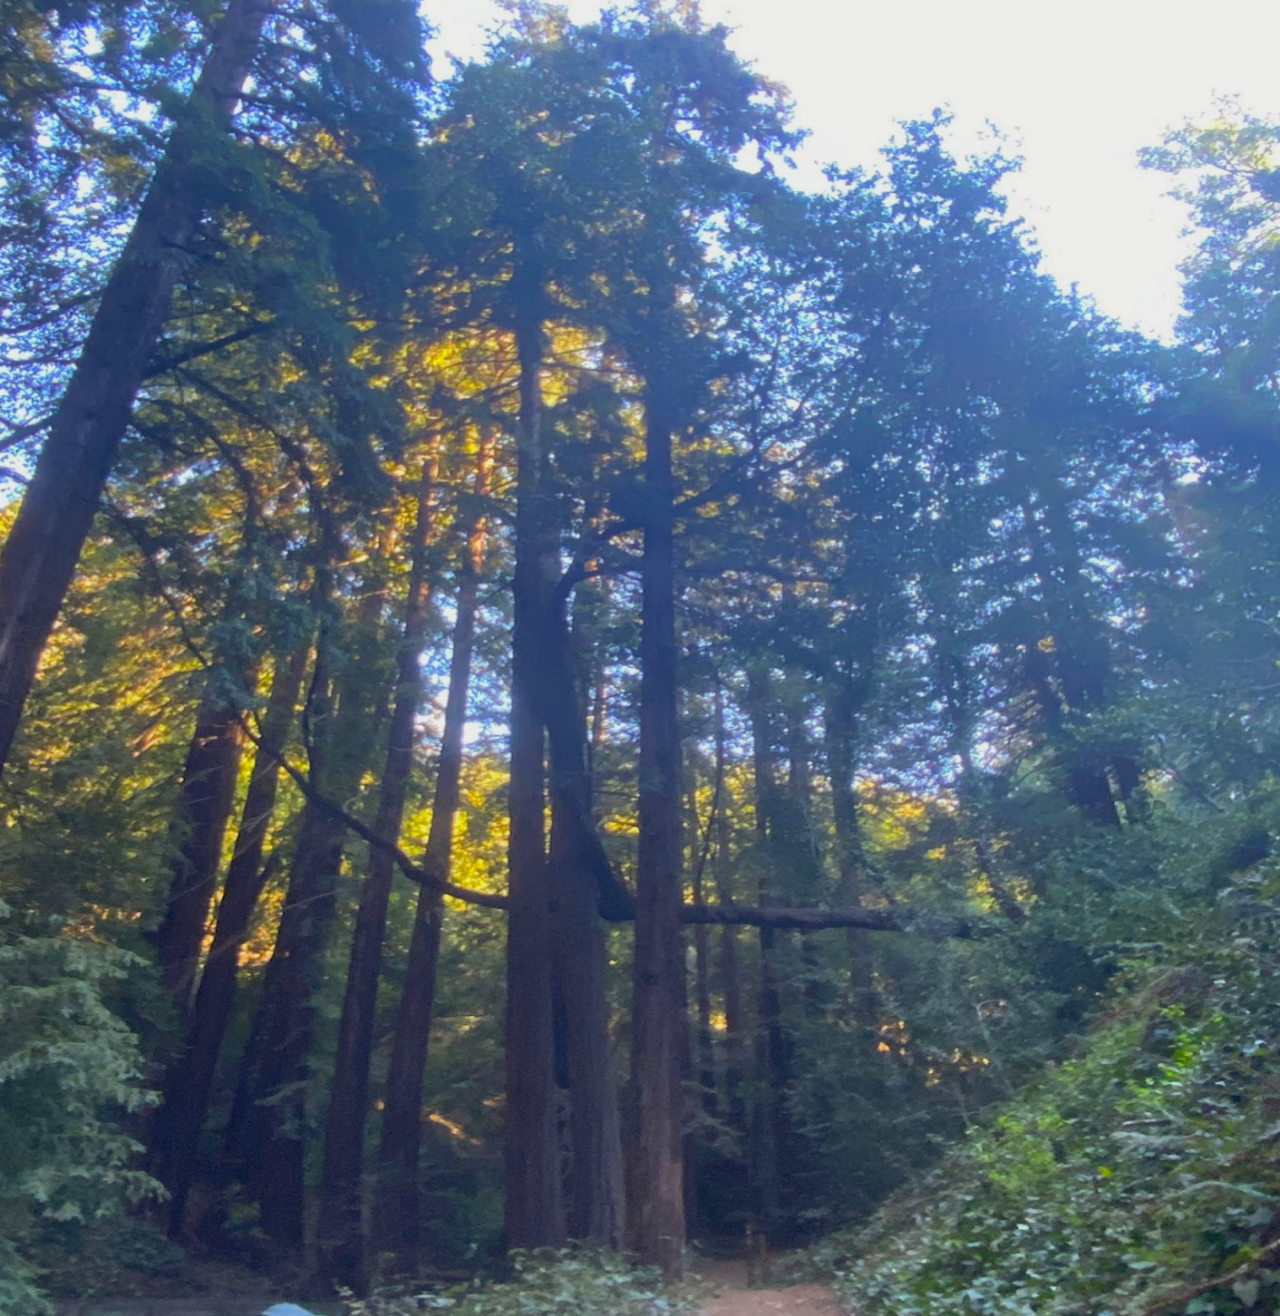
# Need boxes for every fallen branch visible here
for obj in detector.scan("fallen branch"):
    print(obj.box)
[235,710,983,936]
[1139,1235,1280,1316]
[679,903,975,935]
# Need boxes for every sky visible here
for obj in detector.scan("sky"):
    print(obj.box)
[424,0,1280,341]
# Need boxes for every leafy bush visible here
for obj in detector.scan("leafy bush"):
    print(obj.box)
[348,1247,698,1316]
[0,908,159,1314]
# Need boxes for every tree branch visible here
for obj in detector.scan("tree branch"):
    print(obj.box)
[149,319,277,374]
[243,719,511,911]
[230,711,984,938]
[1140,1234,1280,1316]
[678,902,979,935]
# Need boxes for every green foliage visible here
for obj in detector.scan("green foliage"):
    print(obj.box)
[815,827,1280,1316]
[0,910,160,1314]
[349,1248,698,1316]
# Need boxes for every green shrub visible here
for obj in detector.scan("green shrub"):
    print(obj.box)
[350,1247,698,1316]
[0,908,159,1314]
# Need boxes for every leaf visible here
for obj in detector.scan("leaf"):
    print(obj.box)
[1233,1279,1261,1309]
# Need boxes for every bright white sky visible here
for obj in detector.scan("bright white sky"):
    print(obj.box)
[425,0,1280,341]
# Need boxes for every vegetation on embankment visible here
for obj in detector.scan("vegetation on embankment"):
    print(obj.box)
[815,817,1280,1316]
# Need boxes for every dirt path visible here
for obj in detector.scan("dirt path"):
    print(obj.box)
[695,1259,846,1316]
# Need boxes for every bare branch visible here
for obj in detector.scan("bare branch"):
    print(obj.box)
[243,720,511,911]
[679,902,982,936]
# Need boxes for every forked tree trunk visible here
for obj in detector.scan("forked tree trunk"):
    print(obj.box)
[155,646,308,1237]
[317,459,439,1292]
[628,390,686,1275]
[375,435,494,1263]
[0,0,271,777]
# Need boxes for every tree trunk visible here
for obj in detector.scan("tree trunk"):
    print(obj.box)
[317,459,439,1292]
[1020,492,1126,827]
[823,677,877,1032]
[375,434,494,1264]
[713,684,747,1135]
[935,641,1026,924]
[155,646,308,1237]
[746,669,789,1231]
[0,0,271,777]
[542,585,626,1246]
[225,602,388,1250]
[503,272,566,1251]
[154,675,247,1011]
[628,390,686,1275]
[688,761,719,1124]
[549,795,627,1246]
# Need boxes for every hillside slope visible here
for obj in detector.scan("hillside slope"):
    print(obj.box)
[816,858,1280,1316]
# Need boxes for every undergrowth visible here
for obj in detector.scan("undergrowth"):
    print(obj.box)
[350,1247,702,1316]
[814,855,1280,1316]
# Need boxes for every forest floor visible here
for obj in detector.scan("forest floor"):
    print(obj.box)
[694,1258,847,1316]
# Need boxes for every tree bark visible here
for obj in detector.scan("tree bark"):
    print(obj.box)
[503,270,567,1250]
[375,434,494,1265]
[543,576,626,1246]
[155,646,307,1237]
[317,459,439,1292]
[713,684,747,1135]
[549,796,627,1246]
[746,669,791,1230]
[687,748,719,1125]
[628,390,686,1275]
[154,675,247,1011]
[0,0,271,777]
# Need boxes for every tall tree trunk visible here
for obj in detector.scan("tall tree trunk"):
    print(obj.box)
[549,795,627,1246]
[504,272,566,1251]
[713,684,747,1136]
[0,0,271,777]
[375,434,494,1265]
[225,600,388,1250]
[542,585,626,1246]
[628,390,686,1275]
[688,757,719,1124]
[154,674,248,1011]
[746,668,789,1231]
[155,646,308,1237]
[317,459,439,1292]
[783,692,831,1029]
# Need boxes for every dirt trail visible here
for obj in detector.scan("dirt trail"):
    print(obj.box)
[695,1259,846,1316]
